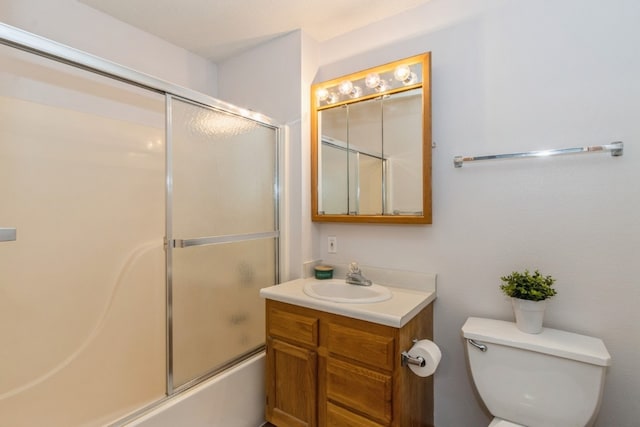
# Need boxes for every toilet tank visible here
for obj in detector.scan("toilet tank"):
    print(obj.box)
[462,317,611,427]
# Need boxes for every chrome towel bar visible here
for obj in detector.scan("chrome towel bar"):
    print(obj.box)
[454,141,623,168]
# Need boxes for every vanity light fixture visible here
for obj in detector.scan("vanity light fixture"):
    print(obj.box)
[314,59,422,107]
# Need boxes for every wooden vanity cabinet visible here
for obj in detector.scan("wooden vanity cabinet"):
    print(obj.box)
[265,299,434,427]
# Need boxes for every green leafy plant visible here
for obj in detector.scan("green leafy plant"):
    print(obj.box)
[499,269,557,301]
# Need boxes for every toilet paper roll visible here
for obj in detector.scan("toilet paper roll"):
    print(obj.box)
[407,339,441,377]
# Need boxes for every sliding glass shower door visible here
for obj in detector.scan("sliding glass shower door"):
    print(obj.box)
[167,97,279,390]
[0,24,281,425]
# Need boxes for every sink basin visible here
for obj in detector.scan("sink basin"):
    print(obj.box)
[303,279,392,304]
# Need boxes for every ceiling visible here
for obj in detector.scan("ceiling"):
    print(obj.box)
[80,0,432,62]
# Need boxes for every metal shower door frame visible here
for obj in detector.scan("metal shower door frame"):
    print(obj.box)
[164,94,281,394]
[0,21,282,400]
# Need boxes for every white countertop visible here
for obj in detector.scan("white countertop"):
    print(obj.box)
[260,277,436,328]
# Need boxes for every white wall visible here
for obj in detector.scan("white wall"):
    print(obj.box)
[0,0,217,96]
[312,0,640,426]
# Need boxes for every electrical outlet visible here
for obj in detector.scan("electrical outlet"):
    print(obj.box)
[328,236,337,254]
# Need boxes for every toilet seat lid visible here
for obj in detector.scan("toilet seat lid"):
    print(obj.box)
[489,417,525,427]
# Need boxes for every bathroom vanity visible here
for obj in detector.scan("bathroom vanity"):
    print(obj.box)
[260,277,436,427]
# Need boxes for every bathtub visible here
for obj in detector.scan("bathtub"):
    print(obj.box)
[121,352,266,427]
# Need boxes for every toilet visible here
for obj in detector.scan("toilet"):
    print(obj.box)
[461,317,611,427]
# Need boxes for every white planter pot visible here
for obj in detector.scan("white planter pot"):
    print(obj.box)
[511,298,547,334]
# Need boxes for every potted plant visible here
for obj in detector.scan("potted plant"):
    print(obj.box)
[500,269,556,334]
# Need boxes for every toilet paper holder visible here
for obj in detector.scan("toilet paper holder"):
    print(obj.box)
[401,339,426,368]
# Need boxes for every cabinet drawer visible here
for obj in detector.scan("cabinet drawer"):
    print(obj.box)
[326,402,386,427]
[327,322,394,371]
[268,307,318,347]
[326,358,392,424]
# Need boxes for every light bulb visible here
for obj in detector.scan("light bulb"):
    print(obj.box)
[375,79,389,92]
[402,72,418,86]
[349,86,363,98]
[338,80,354,95]
[316,87,329,101]
[394,65,411,82]
[327,92,339,104]
[365,73,381,89]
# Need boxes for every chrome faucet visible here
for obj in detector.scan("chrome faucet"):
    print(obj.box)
[345,262,372,286]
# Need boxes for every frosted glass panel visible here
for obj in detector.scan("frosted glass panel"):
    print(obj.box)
[169,96,278,389]
[172,98,277,238]
[0,45,166,426]
[172,239,275,387]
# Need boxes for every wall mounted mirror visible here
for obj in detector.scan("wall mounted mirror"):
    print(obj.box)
[311,53,432,224]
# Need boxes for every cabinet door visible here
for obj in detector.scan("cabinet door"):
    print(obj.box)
[266,337,317,427]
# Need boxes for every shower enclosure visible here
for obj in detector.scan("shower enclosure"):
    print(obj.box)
[0,24,280,426]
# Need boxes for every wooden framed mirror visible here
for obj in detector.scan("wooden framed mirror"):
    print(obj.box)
[311,52,432,224]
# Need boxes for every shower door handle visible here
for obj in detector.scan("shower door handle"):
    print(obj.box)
[0,227,17,242]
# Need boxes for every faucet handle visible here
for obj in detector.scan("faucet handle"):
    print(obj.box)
[349,262,360,273]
